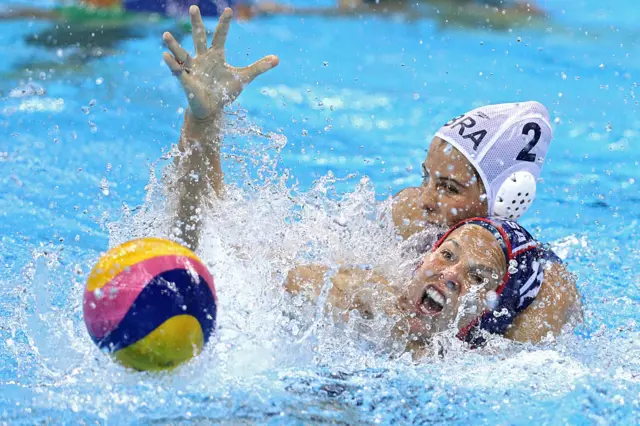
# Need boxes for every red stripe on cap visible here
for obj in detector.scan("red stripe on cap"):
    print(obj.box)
[441,217,514,344]
[467,217,512,296]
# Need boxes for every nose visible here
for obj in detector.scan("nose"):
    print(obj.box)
[439,269,461,294]
[414,260,460,294]
[419,184,438,212]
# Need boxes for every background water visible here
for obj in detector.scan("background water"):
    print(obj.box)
[1,0,640,424]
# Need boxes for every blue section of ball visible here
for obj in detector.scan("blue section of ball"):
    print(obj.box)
[96,269,217,352]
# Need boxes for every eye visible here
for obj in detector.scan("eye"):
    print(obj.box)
[421,168,430,186]
[447,184,460,194]
[469,273,485,285]
[441,249,454,261]
[439,182,460,195]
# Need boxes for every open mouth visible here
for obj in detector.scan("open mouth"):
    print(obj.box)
[416,285,445,316]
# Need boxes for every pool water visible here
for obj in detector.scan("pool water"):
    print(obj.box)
[1,0,640,423]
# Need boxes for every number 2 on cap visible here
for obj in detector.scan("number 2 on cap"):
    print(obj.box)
[516,122,541,162]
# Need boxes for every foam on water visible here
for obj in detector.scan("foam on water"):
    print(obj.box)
[2,116,639,424]
[2,0,640,420]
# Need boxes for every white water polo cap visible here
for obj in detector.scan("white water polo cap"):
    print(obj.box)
[435,101,553,220]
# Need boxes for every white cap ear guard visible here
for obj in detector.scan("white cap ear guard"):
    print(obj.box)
[492,171,537,220]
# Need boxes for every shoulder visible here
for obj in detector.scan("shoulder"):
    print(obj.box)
[504,252,582,343]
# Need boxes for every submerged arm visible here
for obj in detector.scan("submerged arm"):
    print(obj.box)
[285,264,392,320]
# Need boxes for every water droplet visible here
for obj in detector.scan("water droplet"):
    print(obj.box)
[508,259,519,274]
[100,177,109,196]
[93,288,104,300]
[486,291,498,309]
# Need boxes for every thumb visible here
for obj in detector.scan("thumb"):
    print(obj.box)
[239,55,279,85]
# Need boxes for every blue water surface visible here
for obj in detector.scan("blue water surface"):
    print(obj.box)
[1,0,639,423]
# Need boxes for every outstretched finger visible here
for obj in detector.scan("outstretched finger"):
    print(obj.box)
[238,55,280,84]
[163,32,193,67]
[164,52,202,102]
[163,51,195,86]
[211,8,233,50]
[163,51,183,75]
[163,51,196,84]
[189,6,208,56]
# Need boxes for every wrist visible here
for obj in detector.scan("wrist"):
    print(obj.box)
[185,107,222,127]
[182,108,222,138]
[179,108,223,153]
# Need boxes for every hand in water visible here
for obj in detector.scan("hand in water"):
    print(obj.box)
[162,6,279,120]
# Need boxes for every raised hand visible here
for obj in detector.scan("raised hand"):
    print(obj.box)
[162,6,279,120]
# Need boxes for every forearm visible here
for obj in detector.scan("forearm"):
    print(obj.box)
[285,263,390,316]
[171,109,224,250]
[160,6,278,248]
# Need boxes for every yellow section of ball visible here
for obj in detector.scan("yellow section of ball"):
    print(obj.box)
[113,315,204,371]
[87,237,203,292]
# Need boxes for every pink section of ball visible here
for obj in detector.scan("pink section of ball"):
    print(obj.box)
[83,255,215,339]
